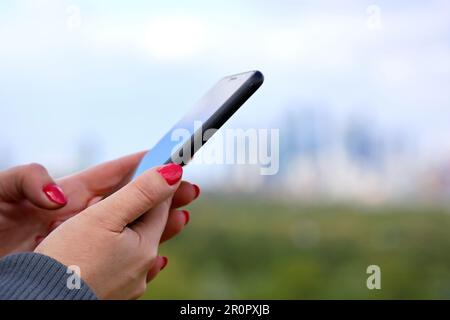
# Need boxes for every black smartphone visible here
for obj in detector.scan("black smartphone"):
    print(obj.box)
[133,70,264,178]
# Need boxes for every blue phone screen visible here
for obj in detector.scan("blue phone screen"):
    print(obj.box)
[133,71,256,178]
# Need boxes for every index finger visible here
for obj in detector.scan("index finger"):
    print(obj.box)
[63,151,147,197]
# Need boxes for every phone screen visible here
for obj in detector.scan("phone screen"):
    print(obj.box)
[133,71,262,178]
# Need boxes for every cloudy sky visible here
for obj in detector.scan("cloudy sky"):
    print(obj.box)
[0,0,449,180]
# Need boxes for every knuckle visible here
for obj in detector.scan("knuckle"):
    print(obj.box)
[132,282,147,299]
[90,210,124,233]
[133,180,160,207]
[140,282,148,295]
[148,247,158,261]
[25,162,47,175]
[138,241,158,262]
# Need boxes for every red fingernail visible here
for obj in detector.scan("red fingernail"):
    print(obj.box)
[157,163,183,186]
[192,184,201,199]
[43,184,67,205]
[182,210,190,225]
[161,256,168,271]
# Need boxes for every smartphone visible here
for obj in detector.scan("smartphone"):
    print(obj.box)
[133,70,264,178]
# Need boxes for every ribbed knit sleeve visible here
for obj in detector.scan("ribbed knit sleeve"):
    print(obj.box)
[0,252,97,300]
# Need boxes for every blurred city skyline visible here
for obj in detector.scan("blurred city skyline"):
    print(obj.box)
[1,0,450,204]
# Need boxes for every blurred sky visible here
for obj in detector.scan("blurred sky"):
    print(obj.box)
[1,0,450,183]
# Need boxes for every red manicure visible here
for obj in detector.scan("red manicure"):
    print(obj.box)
[43,184,67,205]
[161,256,168,271]
[182,210,190,225]
[193,184,201,199]
[157,163,183,185]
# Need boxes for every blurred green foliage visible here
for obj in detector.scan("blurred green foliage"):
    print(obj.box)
[142,195,450,299]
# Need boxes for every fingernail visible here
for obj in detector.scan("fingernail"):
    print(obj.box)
[161,256,168,271]
[182,210,190,225]
[43,184,67,205]
[157,163,183,186]
[192,184,201,199]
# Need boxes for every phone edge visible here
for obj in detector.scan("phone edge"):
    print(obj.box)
[168,70,264,166]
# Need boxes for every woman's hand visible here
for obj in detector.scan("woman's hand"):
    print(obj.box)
[35,163,188,299]
[0,152,200,257]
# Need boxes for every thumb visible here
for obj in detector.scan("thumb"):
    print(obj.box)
[0,163,67,209]
[86,163,183,232]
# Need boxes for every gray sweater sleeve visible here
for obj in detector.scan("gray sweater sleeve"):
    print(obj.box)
[0,252,97,300]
